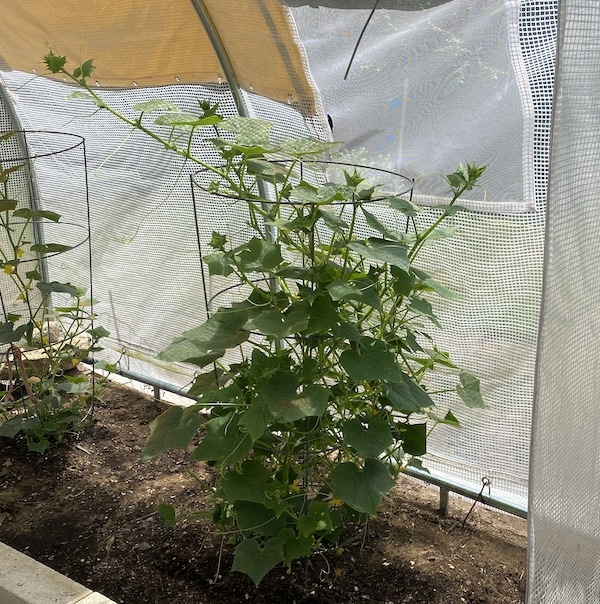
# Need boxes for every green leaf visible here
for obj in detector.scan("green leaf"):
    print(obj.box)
[43,52,67,74]
[0,321,30,345]
[412,268,456,300]
[88,326,110,340]
[456,372,486,408]
[400,422,427,456]
[297,500,333,537]
[235,238,283,272]
[361,207,401,241]
[326,278,381,311]
[30,243,73,254]
[340,348,403,382]
[23,270,40,281]
[133,100,180,113]
[259,372,329,423]
[245,159,290,181]
[384,373,435,413]
[186,369,224,398]
[235,501,287,536]
[279,138,340,157]
[0,199,17,211]
[291,182,351,205]
[305,295,339,335]
[221,460,270,504]
[158,308,250,359]
[0,163,26,184]
[390,265,415,297]
[331,459,395,515]
[319,209,349,234]
[0,417,26,438]
[343,415,393,457]
[36,281,79,296]
[219,116,273,146]
[55,378,90,394]
[232,538,284,586]
[387,196,423,217]
[140,404,202,459]
[13,208,61,222]
[154,112,221,129]
[191,412,252,464]
[347,238,409,272]
[248,308,309,339]
[203,251,234,276]
[408,297,442,328]
[158,503,177,527]
[239,399,273,441]
[279,528,314,564]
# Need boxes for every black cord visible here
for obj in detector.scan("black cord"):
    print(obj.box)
[343,0,381,80]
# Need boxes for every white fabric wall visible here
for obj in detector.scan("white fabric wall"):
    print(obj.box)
[527,0,600,601]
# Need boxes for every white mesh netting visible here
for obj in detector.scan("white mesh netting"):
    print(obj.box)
[0,1,559,521]
[527,0,600,601]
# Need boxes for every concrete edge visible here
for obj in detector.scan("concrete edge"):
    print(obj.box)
[0,542,117,604]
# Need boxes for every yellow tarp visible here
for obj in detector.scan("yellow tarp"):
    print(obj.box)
[0,0,316,114]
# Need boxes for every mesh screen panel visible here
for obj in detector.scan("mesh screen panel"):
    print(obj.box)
[527,0,600,601]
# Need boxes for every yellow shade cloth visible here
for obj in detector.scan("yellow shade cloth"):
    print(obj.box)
[0,0,316,114]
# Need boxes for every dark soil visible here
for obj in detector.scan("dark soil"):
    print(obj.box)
[0,380,527,603]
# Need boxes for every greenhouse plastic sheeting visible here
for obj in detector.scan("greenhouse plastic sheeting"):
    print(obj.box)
[527,0,600,601]
[0,1,559,518]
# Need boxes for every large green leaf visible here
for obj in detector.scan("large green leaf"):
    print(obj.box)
[187,369,225,398]
[232,538,284,586]
[408,297,442,328]
[384,373,435,413]
[331,459,395,515]
[259,372,329,422]
[219,116,273,146]
[343,415,393,457]
[191,412,253,464]
[279,138,340,157]
[31,243,73,254]
[239,399,273,441]
[0,320,30,345]
[318,209,349,234]
[247,307,309,339]
[36,281,79,296]
[361,207,401,241]
[399,422,427,456]
[326,278,381,311]
[203,251,234,276]
[296,500,333,537]
[290,181,352,205]
[140,404,203,459]
[235,238,283,272]
[387,196,423,217]
[0,199,17,211]
[340,348,403,382]
[279,528,314,564]
[347,238,409,272]
[154,112,221,130]
[13,208,61,222]
[158,307,250,359]
[456,372,486,408]
[412,268,456,300]
[235,501,287,536]
[221,460,270,504]
[305,294,339,335]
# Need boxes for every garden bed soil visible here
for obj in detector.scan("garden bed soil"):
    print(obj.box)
[0,379,527,603]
